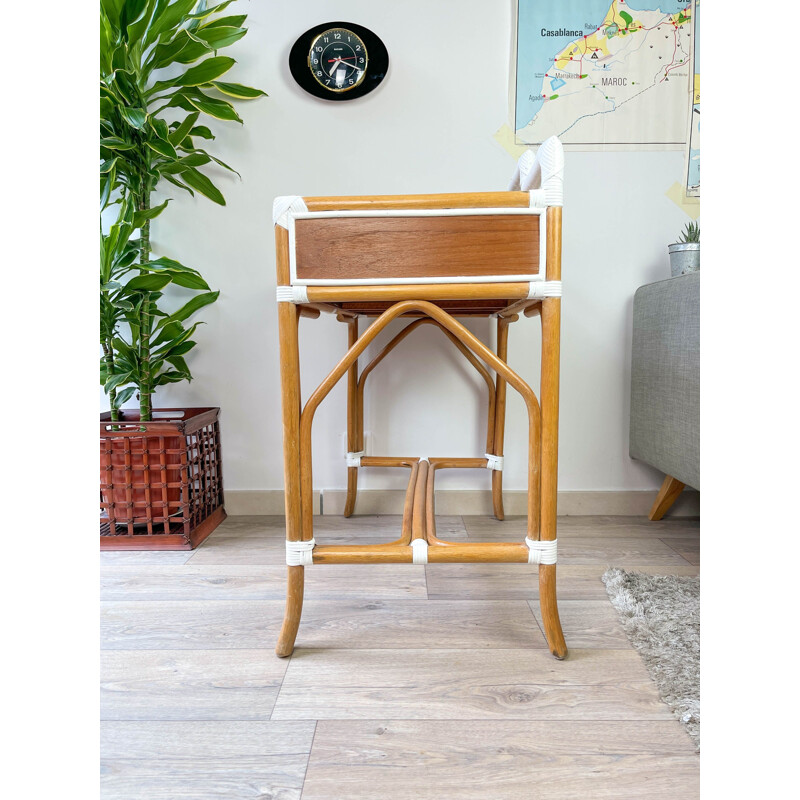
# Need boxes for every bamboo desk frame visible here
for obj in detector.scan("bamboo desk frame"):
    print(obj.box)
[274,142,568,659]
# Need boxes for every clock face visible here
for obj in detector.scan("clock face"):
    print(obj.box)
[308,28,368,93]
[289,21,388,101]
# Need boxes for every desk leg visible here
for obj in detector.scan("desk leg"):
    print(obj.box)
[344,317,359,517]
[491,316,510,520]
[276,228,306,658]
[539,207,568,660]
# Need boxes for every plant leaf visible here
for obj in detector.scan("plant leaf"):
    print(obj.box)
[104,371,134,392]
[189,125,214,140]
[155,370,191,385]
[148,29,195,69]
[168,111,200,146]
[146,137,179,160]
[178,152,212,167]
[165,340,197,356]
[100,136,136,150]
[169,270,211,290]
[126,273,173,291]
[192,25,247,50]
[146,256,202,275]
[100,157,120,173]
[132,199,171,227]
[186,0,235,19]
[210,80,265,99]
[201,14,246,29]
[119,106,147,129]
[125,0,159,46]
[159,290,219,325]
[152,320,184,346]
[183,91,241,122]
[101,0,126,26]
[166,355,191,375]
[161,173,195,196]
[181,167,226,205]
[145,0,197,46]
[175,56,235,87]
[113,385,138,407]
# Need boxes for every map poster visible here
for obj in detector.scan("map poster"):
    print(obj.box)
[513,1,694,150]
[684,0,700,196]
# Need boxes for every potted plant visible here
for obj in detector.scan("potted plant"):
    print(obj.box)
[100,0,264,549]
[668,222,700,277]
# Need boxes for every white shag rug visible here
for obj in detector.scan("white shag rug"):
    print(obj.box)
[602,567,700,749]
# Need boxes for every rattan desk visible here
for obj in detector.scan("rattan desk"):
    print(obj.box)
[273,137,568,659]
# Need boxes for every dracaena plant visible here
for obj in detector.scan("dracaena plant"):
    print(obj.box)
[100,0,264,421]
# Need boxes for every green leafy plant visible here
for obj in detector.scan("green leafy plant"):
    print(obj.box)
[100,0,265,421]
[678,221,700,244]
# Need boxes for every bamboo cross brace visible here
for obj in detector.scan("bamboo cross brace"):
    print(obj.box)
[298,300,542,544]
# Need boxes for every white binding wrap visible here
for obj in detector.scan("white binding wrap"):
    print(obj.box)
[276,285,309,304]
[508,135,564,208]
[527,281,562,299]
[346,450,364,467]
[273,195,308,229]
[410,539,429,564]
[286,538,316,566]
[524,537,558,565]
[485,453,504,471]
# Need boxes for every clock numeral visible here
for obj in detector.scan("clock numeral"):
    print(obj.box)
[312,58,318,64]
[334,33,341,39]
[316,70,322,76]
[325,79,331,85]
[348,79,354,85]
[323,36,329,43]
[355,45,361,51]
[315,46,322,52]
[359,57,364,64]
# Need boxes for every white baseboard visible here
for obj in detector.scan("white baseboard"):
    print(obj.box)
[223,490,321,516]
[224,488,699,517]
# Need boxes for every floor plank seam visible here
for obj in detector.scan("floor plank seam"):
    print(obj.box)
[523,597,547,645]
[299,721,319,799]
[657,538,696,564]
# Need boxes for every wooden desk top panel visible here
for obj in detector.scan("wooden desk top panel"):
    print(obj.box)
[294,214,540,282]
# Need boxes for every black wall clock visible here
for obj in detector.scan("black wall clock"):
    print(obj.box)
[289,21,388,101]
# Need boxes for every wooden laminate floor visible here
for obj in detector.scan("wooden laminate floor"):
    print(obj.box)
[100,514,700,799]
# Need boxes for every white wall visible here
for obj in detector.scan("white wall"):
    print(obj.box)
[110,0,692,494]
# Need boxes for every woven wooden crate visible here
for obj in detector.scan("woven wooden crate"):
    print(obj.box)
[100,407,226,550]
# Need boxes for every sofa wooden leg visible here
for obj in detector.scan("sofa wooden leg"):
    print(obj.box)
[649,475,686,520]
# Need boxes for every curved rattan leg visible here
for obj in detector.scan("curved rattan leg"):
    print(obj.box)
[276,565,305,657]
[538,564,567,659]
[538,207,567,659]
[276,226,308,657]
[344,468,358,517]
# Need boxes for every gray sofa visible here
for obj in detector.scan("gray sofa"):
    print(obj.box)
[629,272,699,518]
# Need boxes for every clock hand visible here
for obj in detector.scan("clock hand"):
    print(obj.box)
[327,58,342,76]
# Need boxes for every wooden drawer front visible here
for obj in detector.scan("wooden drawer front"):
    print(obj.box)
[293,212,541,283]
